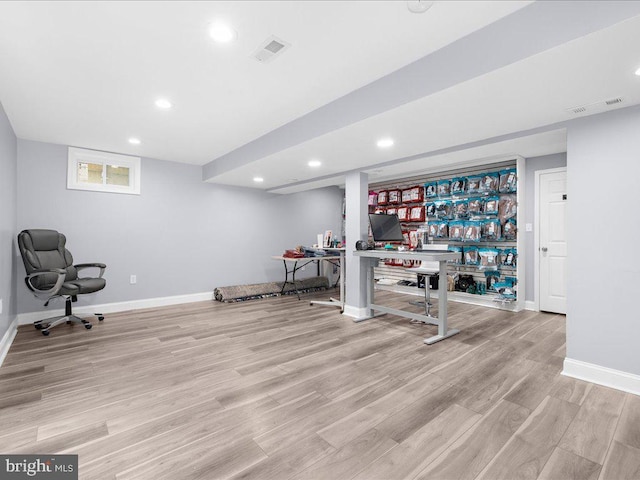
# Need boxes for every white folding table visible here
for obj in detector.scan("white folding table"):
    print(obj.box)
[272,254,341,300]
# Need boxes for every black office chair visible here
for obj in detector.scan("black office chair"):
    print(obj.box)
[18,229,106,336]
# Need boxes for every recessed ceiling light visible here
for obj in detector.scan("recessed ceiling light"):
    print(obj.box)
[407,1,434,14]
[253,177,264,183]
[376,138,394,148]
[635,66,640,76]
[209,22,237,43]
[308,160,322,168]
[155,98,172,109]
[128,137,141,145]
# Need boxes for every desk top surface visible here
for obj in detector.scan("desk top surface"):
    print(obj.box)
[353,249,458,261]
[272,255,342,261]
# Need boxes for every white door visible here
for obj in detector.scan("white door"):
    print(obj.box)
[538,168,567,314]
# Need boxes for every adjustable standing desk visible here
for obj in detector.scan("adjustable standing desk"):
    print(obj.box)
[272,255,341,300]
[354,249,461,344]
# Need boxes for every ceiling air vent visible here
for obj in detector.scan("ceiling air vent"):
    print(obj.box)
[567,96,624,116]
[604,97,623,106]
[568,106,587,114]
[252,36,291,63]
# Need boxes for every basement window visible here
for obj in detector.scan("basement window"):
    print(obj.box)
[67,147,141,195]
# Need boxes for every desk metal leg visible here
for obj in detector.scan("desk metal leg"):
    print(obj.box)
[353,258,378,322]
[292,262,300,300]
[280,259,301,300]
[353,253,460,344]
[293,260,303,300]
[310,254,345,312]
[368,260,376,318]
[280,259,288,295]
[423,260,460,344]
[339,252,345,310]
[327,260,341,288]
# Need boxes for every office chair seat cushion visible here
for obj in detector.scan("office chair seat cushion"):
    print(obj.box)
[60,278,106,296]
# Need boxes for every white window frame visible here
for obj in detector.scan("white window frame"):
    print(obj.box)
[67,147,141,195]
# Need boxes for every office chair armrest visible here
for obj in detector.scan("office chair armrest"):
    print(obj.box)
[75,263,106,278]
[25,269,66,297]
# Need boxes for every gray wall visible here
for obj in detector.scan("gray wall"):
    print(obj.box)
[567,105,640,376]
[0,102,17,340]
[523,152,567,302]
[16,139,343,314]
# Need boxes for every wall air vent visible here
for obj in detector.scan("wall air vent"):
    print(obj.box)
[604,97,623,106]
[252,36,291,63]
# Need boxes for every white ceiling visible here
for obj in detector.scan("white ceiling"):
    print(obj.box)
[1,1,640,193]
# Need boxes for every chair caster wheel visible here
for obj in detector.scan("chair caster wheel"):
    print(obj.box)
[98,316,104,321]
[34,323,43,330]
[42,330,50,336]
[84,323,92,329]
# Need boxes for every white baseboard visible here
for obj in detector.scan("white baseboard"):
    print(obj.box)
[17,292,213,326]
[0,317,18,368]
[524,300,537,311]
[563,357,640,396]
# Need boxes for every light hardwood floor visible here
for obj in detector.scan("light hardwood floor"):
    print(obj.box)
[1,290,639,480]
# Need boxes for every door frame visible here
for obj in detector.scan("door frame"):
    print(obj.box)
[534,166,567,312]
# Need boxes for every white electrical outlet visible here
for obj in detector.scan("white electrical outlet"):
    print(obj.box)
[525,223,533,232]
[130,275,137,285]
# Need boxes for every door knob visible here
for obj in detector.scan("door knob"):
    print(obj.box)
[541,247,548,252]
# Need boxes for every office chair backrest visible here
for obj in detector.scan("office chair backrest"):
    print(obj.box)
[418,243,449,272]
[18,229,77,289]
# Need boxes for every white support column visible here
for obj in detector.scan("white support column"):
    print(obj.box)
[516,155,526,312]
[343,171,370,320]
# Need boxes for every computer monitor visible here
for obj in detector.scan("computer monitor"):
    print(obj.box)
[368,213,404,242]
